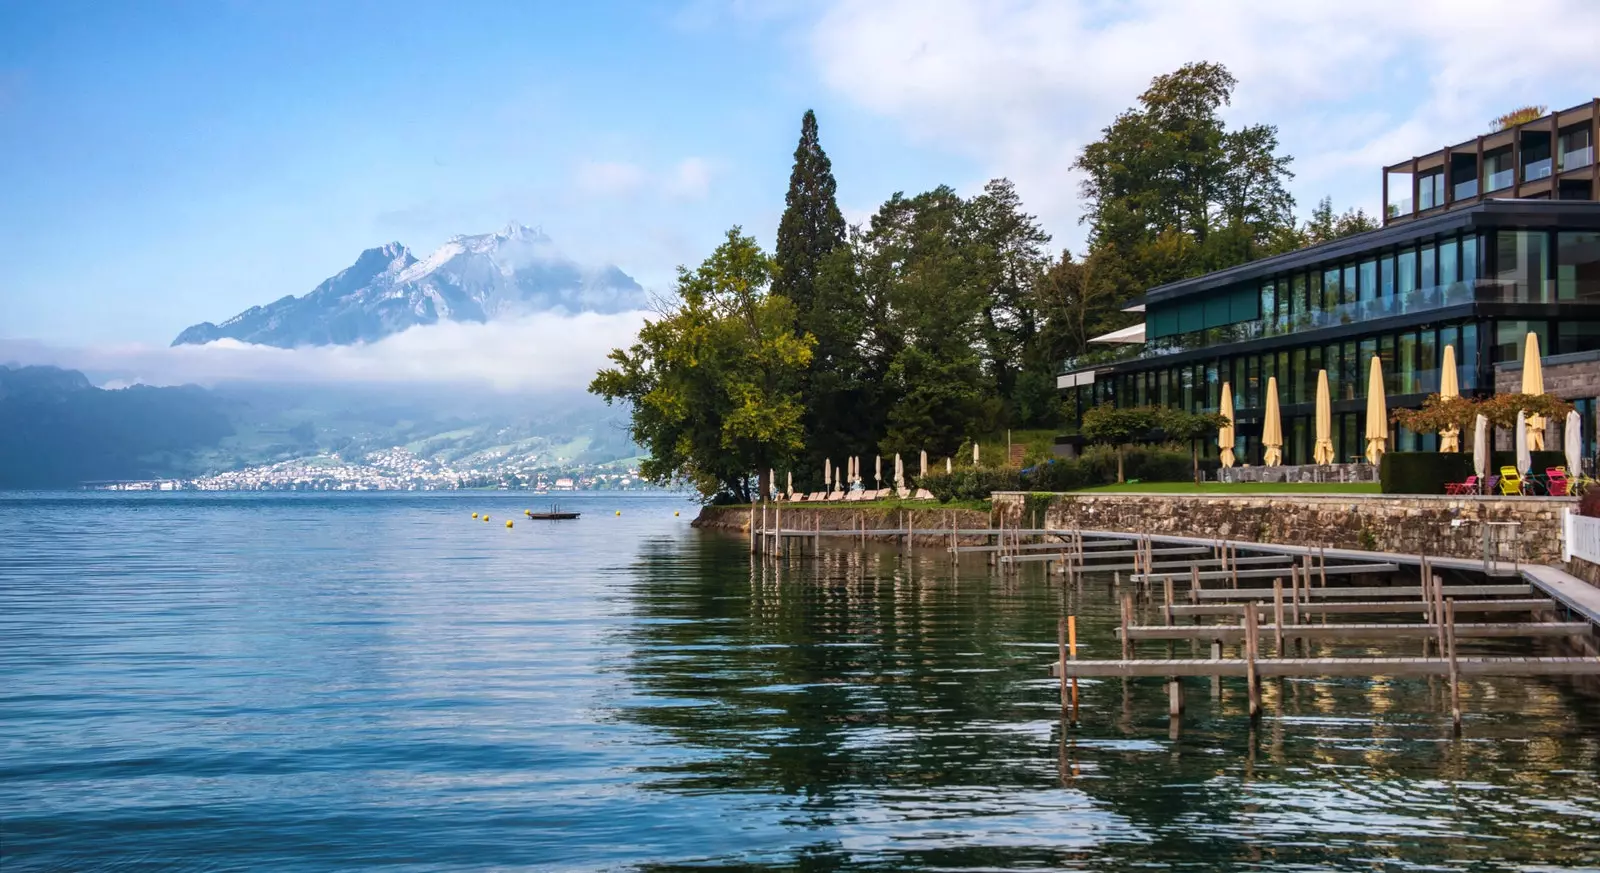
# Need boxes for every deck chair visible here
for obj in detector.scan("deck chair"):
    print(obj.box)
[1498,467,1522,495]
[1444,475,1477,495]
[1546,467,1570,496]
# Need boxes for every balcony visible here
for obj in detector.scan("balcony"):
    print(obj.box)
[1485,167,1515,192]
[1453,178,1478,200]
[1524,157,1554,183]
[1561,145,1594,171]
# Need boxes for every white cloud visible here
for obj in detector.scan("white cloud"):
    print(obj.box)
[574,160,649,196]
[808,0,1600,245]
[2,311,648,394]
[573,156,716,201]
[665,157,714,200]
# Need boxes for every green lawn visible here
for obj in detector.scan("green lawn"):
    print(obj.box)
[1071,481,1381,495]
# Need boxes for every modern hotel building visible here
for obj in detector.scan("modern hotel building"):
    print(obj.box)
[1058,101,1600,465]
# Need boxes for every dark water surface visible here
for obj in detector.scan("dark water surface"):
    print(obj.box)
[3,492,1599,871]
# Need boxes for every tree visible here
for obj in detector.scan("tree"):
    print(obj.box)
[1080,404,1163,483]
[772,109,847,316]
[1074,62,1297,291]
[1159,408,1232,485]
[772,110,858,489]
[590,228,814,503]
[1490,106,1546,132]
[1302,196,1377,247]
[967,178,1052,415]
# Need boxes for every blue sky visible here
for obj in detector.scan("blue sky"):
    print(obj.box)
[4,0,1599,351]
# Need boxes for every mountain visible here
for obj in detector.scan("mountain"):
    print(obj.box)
[0,365,234,488]
[172,223,646,348]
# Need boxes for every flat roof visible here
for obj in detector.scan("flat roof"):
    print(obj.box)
[1129,199,1600,309]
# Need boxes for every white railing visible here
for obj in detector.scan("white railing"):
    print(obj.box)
[1563,509,1600,564]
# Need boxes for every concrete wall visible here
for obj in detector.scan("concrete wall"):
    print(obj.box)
[993,491,1574,565]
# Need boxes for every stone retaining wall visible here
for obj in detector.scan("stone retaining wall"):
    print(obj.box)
[693,504,994,547]
[992,491,1575,565]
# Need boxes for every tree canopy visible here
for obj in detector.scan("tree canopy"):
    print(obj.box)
[589,228,813,502]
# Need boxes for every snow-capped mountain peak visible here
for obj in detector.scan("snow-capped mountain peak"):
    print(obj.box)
[172,223,644,348]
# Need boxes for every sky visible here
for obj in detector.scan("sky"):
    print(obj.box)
[2,0,1598,385]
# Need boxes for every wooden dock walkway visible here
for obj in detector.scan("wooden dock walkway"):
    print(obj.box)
[1051,656,1600,679]
[1118,621,1592,642]
[1133,563,1396,582]
[1168,598,1557,617]
[1193,582,1528,601]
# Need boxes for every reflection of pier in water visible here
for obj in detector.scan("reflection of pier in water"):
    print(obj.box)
[740,506,1600,731]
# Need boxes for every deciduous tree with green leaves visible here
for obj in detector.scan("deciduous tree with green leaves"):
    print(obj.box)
[1159,408,1233,485]
[1081,404,1164,483]
[589,228,814,503]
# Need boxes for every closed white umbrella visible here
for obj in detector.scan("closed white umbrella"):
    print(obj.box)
[1218,382,1236,468]
[1313,370,1334,465]
[1365,355,1387,466]
[1439,344,1460,453]
[1473,414,1489,482]
[920,450,928,478]
[1523,332,1547,451]
[786,471,793,499]
[875,455,882,489]
[972,442,980,466]
[895,453,904,490]
[946,457,952,474]
[824,458,832,489]
[1516,410,1532,479]
[1566,409,1583,476]
[768,468,775,500]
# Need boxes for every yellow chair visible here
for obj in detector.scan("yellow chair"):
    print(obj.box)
[1498,466,1522,495]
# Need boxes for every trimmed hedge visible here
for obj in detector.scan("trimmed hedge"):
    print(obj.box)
[1379,452,1474,494]
[1490,450,1568,476]
[915,448,1194,502]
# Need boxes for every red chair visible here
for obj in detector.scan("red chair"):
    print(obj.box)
[1547,467,1570,496]
[1445,475,1477,495]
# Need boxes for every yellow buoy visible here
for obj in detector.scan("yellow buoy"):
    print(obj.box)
[506,520,513,528]
[483,515,490,522]
[524,509,531,517]
[615,510,621,516]
[674,511,680,516]
[472,512,479,519]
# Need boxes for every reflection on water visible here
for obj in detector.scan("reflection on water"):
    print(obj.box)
[2,493,1598,871]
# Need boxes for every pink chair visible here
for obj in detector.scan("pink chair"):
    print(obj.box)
[1444,475,1477,495]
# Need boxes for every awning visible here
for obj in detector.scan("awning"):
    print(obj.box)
[1088,323,1146,344]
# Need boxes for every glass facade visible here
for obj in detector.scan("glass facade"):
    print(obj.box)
[1062,223,1600,465]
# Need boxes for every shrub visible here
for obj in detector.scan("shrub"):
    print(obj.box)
[1023,459,1091,492]
[916,468,1024,502]
[1380,452,1475,494]
[1490,450,1568,476]
[1579,488,1600,518]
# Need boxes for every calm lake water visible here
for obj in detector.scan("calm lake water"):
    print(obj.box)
[3,491,1600,871]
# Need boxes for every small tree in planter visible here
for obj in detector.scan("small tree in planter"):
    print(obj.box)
[1081,404,1162,484]
[1159,408,1233,486]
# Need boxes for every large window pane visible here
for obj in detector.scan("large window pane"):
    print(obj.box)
[1461,324,1479,390]
[1419,329,1438,393]
[1398,331,1419,394]
[1398,247,1417,296]
[1342,265,1357,304]
[1291,273,1308,318]
[1557,322,1600,356]
[1379,335,1397,395]
[1309,271,1324,316]
[1322,267,1341,310]
[1359,259,1378,301]
[1380,254,1395,298]
[1463,234,1479,282]
[1440,238,1459,286]
[1420,244,1437,290]
[1357,338,1377,397]
[1495,320,1548,363]
[1304,346,1322,404]
[1495,230,1550,302]
[1557,231,1600,301]
[1341,341,1359,400]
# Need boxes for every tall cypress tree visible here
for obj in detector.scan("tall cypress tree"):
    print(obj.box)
[772,110,846,314]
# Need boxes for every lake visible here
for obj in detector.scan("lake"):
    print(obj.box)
[3,492,1599,870]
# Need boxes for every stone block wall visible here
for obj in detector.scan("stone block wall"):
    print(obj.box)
[1496,351,1600,399]
[993,492,1574,565]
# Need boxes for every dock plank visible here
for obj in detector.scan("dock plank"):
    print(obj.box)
[1049,656,1600,679]
[1168,598,1556,616]
[1118,621,1591,642]
[1195,583,1529,601]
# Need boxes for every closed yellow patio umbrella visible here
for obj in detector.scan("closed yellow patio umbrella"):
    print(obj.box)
[1438,344,1460,452]
[1218,382,1236,468]
[1365,355,1387,465]
[1522,331,1546,451]
[1262,376,1283,466]
[1314,369,1334,464]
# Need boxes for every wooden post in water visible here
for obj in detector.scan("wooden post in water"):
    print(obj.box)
[1163,576,1175,626]
[1244,606,1261,719]
[749,502,756,553]
[1318,548,1328,588]
[1272,578,1285,656]
[1068,615,1079,721]
[1120,594,1133,660]
[1230,544,1240,589]
[1446,598,1462,728]
[1058,617,1069,710]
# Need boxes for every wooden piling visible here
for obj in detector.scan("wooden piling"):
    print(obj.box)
[1058,617,1068,709]
[1446,598,1462,728]
[1168,678,1184,717]
[1244,606,1261,718]
[1230,544,1239,589]
[1121,594,1133,660]
[1272,578,1285,656]
[1163,576,1175,626]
